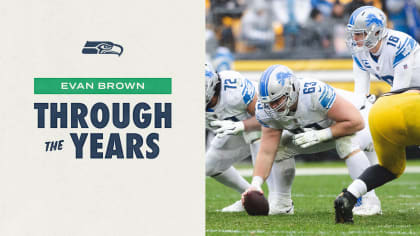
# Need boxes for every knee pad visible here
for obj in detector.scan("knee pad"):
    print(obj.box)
[278,163,295,177]
[336,135,359,159]
[274,147,294,161]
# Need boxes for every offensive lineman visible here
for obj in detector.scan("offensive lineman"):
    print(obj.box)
[242,65,382,215]
[205,64,296,214]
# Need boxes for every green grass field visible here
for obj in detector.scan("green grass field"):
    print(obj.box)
[206,162,420,235]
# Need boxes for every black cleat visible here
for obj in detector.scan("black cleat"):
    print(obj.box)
[334,189,357,224]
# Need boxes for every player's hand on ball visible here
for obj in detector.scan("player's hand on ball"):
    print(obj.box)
[241,188,269,216]
[210,120,244,138]
[293,128,333,148]
[241,186,263,203]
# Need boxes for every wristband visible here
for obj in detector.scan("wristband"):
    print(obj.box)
[319,128,333,141]
[251,176,264,188]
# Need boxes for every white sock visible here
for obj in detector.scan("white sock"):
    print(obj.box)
[366,150,379,165]
[347,179,367,199]
[212,166,250,193]
[345,151,377,199]
[345,151,371,180]
[268,158,295,202]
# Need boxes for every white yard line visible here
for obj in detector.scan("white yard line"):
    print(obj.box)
[237,166,420,177]
[206,229,418,235]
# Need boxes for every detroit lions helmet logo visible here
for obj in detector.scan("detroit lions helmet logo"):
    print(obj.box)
[205,70,214,78]
[366,13,383,27]
[82,41,123,56]
[276,72,292,85]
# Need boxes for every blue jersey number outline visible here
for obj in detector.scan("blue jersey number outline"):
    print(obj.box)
[303,82,317,94]
[224,79,237,90]
[387,35,400,47]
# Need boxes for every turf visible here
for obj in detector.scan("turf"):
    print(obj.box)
[233,159,420,169]
[206,172,420,235]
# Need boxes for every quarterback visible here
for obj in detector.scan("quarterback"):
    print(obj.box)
[205,64,296,214]
[347,6,420,101]
[242,65,382,215]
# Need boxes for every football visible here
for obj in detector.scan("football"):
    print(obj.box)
[243,190,269,216]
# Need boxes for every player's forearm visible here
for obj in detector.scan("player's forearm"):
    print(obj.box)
[252,127,282,182]
[253,150,275,180]
[330,119,364,138]
[253,128,280,180]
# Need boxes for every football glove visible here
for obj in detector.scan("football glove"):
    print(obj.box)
[292,128,333,148]
[210,120,245,138]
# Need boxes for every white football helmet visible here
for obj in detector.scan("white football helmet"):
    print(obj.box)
[346,6,387,53]
[205,63,219,105]
[258,65,300,118]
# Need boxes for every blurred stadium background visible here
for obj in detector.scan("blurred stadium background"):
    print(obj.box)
[205,0,420,161]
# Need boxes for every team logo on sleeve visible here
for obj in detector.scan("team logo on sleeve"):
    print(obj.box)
[319,84,336,109]
[82,41,124,56]
[241,79,255,105]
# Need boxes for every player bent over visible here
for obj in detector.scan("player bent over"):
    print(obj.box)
[205,64,295,214]
[242,65,382,216]
[335,88,420,223]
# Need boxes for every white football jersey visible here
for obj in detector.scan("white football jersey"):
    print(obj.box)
[352,29,420,89]
[206,70,256,123]
[256,78,360,133]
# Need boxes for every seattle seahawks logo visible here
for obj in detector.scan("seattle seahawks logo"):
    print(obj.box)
[366,13,383,27]
[82,41,123,56]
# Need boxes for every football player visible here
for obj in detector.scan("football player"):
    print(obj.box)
[346,6,420,105]
[335,88,420,224]
[205,64,296,214]
[241,65,382,215]
[333,5,420,223]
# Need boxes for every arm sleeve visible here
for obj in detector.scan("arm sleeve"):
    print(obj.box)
[392,51,415,91]
[241,79,256,106]
[312,81,336,115]
[353,60,371,97]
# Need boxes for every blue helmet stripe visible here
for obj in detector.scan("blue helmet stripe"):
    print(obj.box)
[259,65,278,97]
[348,6,373,26]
